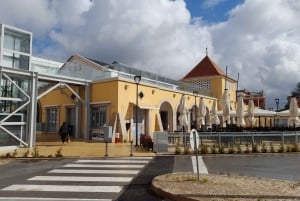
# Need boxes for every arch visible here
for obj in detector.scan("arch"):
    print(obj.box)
[159,101,173,131]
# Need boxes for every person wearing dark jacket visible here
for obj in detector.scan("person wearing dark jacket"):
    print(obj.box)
[58,122,68,144]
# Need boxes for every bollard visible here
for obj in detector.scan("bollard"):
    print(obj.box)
[130,140,133,157]
[105,141,108,157]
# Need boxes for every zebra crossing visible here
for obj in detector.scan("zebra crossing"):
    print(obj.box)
[0,157,153,201]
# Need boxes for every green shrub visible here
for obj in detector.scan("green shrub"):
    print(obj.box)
[278,144,285,153]
[175,144,182,155]
[211,144,218,154]
[5,152,12,158]
[295,144,300,152]
[12,149,18,157]
[200,145,208,154]
[252,143,260,153]
[286,145,292,152]
[270,143,275,153]
[184,146,191,155]
[245,143,251,153]
[237,144,242,153]
[228,146,235,154]
[261,143,267,153]
[23,149,30,158]
[219,145,225,154]
[55,148,63,157]
[32,147,40,158]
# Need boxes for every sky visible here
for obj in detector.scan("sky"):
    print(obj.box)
[0,0,299,110]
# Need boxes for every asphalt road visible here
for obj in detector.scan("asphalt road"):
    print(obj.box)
[1,154,300,200]
[203,153,300,182]
[0,157,160,201]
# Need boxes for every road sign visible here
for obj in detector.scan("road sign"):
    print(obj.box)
[189,129,199,150]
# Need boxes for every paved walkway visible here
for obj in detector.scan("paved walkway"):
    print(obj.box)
[1,134,155,158]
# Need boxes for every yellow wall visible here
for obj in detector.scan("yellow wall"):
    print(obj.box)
[39,85,77,132]
[39,78,216,140]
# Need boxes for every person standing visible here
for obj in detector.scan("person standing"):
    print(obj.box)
[58,122,68,144]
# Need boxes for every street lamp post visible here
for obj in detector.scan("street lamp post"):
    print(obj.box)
[275,98,279,127]
[134,75,141,146]
[275,98,279,111]
[193,91,198,130]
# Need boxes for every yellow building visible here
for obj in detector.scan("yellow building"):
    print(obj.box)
[38,54,236,144]
[0,24,237,148]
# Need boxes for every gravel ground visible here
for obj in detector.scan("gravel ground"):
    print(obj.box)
[152,173,300,201]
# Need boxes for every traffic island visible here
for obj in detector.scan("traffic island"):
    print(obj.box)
[151,173,300,201]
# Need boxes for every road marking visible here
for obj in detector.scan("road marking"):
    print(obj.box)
[118,157,153,160]
[49,169,139,174]
[191,156,208,174]
[76,159,150,164]
[29,176,132,182]
[63,164,144,168]
[0,198,111,201]
[2,184,122,193]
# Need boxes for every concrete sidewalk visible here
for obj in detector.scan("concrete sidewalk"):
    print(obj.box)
[1,134,156,158]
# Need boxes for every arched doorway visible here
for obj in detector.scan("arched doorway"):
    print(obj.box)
[159,102,173,131]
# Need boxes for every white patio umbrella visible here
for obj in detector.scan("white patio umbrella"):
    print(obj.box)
[221,89,231,126]
[236,97,245,127]
[211,100,220,125]
[288,97,300,127]
[247,99,256,127]
[178,95,189,132]
[197,97,207,129]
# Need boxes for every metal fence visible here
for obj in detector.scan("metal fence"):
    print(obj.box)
[166,131,300,154]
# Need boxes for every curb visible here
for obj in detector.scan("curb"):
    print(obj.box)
[151,182,196,201]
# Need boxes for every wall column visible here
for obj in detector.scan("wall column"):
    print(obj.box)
[28,71,38,147]
[84,83,91,140]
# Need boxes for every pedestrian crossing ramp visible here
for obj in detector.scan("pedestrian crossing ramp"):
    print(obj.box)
[0,157,153,201]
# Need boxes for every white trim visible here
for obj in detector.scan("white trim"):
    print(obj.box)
[90,101,111,105]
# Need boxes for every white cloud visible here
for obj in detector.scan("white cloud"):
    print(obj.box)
[0,0,299,109]
[47,0,212,79]
[0,0,56,36]
[209,0,300,108]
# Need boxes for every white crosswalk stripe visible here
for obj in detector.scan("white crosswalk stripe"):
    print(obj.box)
[49,168,140,174]
[29,176,132,182]
[63,164,145,168]
[0,198,110,201]
[0,157,153,200]
[191,156,208,174]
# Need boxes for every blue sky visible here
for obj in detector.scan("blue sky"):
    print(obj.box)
[185,0,244,23]
[0,0,299,109]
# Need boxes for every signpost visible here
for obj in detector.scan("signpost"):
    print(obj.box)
[190,129,200,181]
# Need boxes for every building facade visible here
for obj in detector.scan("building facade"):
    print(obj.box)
[1,24,238,148]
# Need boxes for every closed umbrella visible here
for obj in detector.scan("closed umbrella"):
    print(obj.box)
[288,97,300,127]
[221,89,231,126]
[197,97,207,129]
[236,97,245,127]
[247,99,256,127]
[178,95,189,132]
[211,99,220,125]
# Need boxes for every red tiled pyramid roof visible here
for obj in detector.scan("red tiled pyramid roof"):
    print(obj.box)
[182,55,226,80]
